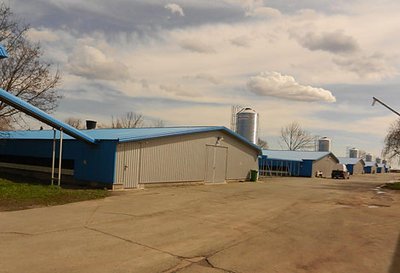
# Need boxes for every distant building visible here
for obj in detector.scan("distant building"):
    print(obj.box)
[338,157,365,175]
[259,150,339,178]
[376,163,386,174]
[364,162,377,174]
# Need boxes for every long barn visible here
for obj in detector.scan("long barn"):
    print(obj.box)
[259,150,339,178]
[338,157,365,175]
[0,127,261,189]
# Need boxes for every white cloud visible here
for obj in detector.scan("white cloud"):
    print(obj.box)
[159,83,200,97]
[27,27,60,42]
[191,73,222,85]
[179,39,216,53]
[293,30,359,54]
[247,72,336,102]
[230,35,251,47]
[247,6,282,18]
[164,3,185,16]
[67,44,129,81]
[333,53,397,80]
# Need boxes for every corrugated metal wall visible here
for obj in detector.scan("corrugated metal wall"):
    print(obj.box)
[223,135,258,180]
[352,162,364,175]
[139,135,206,183]
[114,131,258,187]
[312,155,338,178]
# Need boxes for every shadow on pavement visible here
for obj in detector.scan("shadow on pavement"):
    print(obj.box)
[390,233,400,273]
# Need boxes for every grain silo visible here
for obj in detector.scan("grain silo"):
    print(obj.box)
[349,148,359,158]
[365,153,373,162]
[318,137,331,152]
[236,107,258,144]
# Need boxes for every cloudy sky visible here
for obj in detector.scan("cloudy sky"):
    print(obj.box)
[9,0,400,160]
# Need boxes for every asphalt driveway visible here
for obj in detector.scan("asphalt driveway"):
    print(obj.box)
[1,174,399,273]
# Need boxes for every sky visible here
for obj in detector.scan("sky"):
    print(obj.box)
[9,0,400,161]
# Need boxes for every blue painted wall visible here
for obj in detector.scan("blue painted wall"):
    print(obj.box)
[0,139,118,184]
[258,156,308,177]
[346,164,354,175]
[364,166,373,174]
[299,160,313,177]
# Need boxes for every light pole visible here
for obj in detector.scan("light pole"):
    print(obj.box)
[372,96,400,117]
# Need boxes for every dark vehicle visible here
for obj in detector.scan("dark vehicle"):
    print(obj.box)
[331,170,350,179]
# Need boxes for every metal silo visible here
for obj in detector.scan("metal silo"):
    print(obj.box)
[318,137,331,152]
[236,107,258,144]
[349,148,359,158]
[365,153,373,162]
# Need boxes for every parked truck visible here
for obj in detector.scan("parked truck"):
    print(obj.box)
[331,164,350,179]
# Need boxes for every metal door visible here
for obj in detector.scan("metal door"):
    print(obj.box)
[205,145,227,183]
[115,142,141,188]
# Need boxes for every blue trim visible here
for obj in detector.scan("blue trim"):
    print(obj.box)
[0,89,96,144]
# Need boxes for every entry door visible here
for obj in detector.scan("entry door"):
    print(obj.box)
[205,145,227,183]
[115,143,141,188]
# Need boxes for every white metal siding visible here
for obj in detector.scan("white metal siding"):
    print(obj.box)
[139,135,206,183]
[115,142,140,188]
[114,130,259,187]
[114,144,124,184]
[312,155,338,178]
[223,135,258,180]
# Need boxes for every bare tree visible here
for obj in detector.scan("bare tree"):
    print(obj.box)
[0,115,11,130]
[383,119,400,162]
[151,119,166,127]
[111,112,144,128]
[64,117,83,129]
[0,3,61,129]
[279,121,314,151]
[358,150,367,159]
[257,138,268,149]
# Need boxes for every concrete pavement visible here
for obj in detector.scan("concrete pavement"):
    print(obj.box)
[1,174,400,273]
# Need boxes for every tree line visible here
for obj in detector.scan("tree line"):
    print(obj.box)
[65,112,165,129]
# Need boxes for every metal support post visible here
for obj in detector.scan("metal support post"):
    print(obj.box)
[51,129,56,185]
[57,128,63,186]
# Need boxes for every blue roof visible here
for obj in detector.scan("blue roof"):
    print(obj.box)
[0,126,262,153]
[0,45,8,59]
[262,149,337,162]
[338,157,365,165]
[364,162,376,167]
[0,89,96,144]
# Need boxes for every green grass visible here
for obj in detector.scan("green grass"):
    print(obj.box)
[0,178,110,211]
[384,182,400,190]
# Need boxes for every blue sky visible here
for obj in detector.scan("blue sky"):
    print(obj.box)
[10,0,400,161]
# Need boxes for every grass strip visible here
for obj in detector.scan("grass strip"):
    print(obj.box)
[0,178,109,211]
[384,182,400,190]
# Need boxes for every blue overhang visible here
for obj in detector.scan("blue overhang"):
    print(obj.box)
[0,88,96,144]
